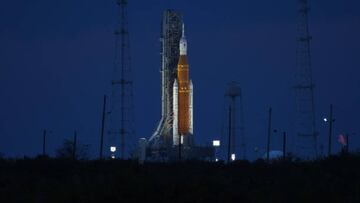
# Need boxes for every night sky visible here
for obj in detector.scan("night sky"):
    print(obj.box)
[0,0,359,159]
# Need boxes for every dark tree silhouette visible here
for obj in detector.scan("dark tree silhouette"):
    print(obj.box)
[55,139,90,160]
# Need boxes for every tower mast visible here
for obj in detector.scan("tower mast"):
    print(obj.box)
[109,0,135,159]
[294,0,317,159]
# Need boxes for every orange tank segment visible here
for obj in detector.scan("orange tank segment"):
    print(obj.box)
[178,90,190,135]
[177,54,190,135]
[178,55,188,64]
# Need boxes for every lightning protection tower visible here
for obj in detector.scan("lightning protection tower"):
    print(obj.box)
[108,0,136,159]
[293,0,317,159]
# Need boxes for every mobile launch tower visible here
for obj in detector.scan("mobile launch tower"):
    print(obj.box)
[149,10,183,149]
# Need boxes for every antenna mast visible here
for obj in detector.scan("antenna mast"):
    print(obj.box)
[109,0,135,159]
[294,0,317,159]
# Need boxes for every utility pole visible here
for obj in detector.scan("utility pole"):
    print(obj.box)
[328,104,333,156]
[283,131,287,160]
[346,134,349,153]
[239,88,246,160]
[120,129,125,159]
[73,131,77,160]
[266,107,272,162]
[227,106,232,164]
[42,130,47,156]
[320,144,324,157]
[179,134,182,161]
[99,95,107,159]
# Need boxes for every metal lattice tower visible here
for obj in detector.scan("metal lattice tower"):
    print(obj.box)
[293,0,317,159]
[108,0,135,159]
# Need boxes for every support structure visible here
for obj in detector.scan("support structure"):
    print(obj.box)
[293,0,317,159]
[149,10,183,150]
[108,0,136,159]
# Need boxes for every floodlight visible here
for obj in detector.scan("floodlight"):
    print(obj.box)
[231,153,236,161]
[110,146,117,153]
[213,140,220,147]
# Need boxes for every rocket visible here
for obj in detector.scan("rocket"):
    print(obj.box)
[173,23,193,146]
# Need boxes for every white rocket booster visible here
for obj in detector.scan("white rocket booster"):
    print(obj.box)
[173,79,179,145]
[173,79,193,145]
[189,80,193,135]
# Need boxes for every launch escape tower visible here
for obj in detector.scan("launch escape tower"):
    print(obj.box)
[149,10,183,149]
[294,0,317,159]
[108,0,136,159]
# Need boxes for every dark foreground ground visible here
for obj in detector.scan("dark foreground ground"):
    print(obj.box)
[0,154,360,202]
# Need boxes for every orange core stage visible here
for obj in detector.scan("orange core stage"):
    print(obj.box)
[177,55,190,135]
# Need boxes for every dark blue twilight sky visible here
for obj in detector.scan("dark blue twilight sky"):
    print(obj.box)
[0,0,359,159]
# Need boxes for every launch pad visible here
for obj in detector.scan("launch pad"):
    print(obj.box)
[146,146,214,162]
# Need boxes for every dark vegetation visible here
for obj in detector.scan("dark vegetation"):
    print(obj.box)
[0,154,360,202]
[55,138,90,160]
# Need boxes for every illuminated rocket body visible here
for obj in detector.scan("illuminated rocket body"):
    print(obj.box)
[173,24,193,146]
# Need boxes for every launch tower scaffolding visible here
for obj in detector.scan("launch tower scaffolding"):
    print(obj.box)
[149,10,182,151]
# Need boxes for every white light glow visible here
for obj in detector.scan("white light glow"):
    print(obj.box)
[323,118,328,122]
[215,158,219,162]
[111,155,115,159]
[231,154,236,161]
[213,140,220,147]
[110,146,117,153]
